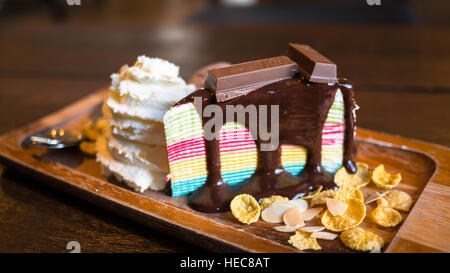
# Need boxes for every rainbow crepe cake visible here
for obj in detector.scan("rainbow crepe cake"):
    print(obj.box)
[163,44,358,212]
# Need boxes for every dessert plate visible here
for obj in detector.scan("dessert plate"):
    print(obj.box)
[0,89,449,252]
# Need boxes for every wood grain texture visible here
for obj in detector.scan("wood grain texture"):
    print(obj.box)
[1,0,449,253]
[0,89,448,253]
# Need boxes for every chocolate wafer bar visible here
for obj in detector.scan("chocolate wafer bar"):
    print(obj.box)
[286,43,337,83]
[205,56,298,102]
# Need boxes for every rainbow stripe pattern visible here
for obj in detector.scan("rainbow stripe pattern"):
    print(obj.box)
[281,144,307,175]
[164,89,345,197]
[219,122,257,185]
[164,103,207,197]
[321,89,345,173]
[280,89,345,175]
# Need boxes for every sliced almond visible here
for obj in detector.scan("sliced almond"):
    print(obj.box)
[273,225,300,233]
[365,192,386,204]
[283,207,305,227]
[310,231,338,240]
[326,198,348,216]
[261,202,294,223]
[299,226,325,233]
[289,198,308,212]
[302,207,324,221]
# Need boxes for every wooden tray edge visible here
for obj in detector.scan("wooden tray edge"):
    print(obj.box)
[356,130,450,252]
[0,89,297,253]
[0,90,449,253]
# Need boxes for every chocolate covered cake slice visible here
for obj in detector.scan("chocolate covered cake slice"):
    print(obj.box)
[163,44,358,212]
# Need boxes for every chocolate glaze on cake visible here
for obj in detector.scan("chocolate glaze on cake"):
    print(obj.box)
[174,77,357,212]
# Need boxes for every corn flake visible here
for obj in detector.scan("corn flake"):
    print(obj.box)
[230,194,261,224]
[260,195,289,211]
[377,197,389,207]
[310,190,337,207]
[79,141,96,156]
[340,227,384,252]
[94,118,109,132]
[288,231,321,251]
[81,118,108,141]
[321,199,366,232]
[300,186,323,200]
[84,128,102,141]
[372,164,401,189]
[336,185,364,203]
[377,190,413,212]
[369,205,402,227]
[334,162,371,189]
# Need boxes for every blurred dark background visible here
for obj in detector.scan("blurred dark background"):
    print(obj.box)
[2,0,449,25]
[0,0,449,146]
[0,0,449,252]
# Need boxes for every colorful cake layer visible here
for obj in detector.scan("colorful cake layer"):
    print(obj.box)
[164,103,207,197]
[321,89,345,173]
[164,89,346,197]
[280,144,307,176]
[219,122,257,185]
[280,89,345,175]
[182,45,357,212]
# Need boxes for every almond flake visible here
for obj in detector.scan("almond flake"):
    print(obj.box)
[365,192,386,204]
[283,207,305,227]
[310,231,338,240]
[289,198,308,212]
[302,208,324,221]
[326,198,348,216]
[299,226,325,233]
[261,202,294,223]
[273,225,300,233]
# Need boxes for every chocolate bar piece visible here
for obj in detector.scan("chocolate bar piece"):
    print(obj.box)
[205,56,298,102]
[187,62,231,89]
[286,43,337,83]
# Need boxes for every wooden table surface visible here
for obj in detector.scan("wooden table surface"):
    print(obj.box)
[0,1,449,252]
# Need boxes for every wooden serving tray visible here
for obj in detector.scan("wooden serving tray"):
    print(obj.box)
[0,89,449,253]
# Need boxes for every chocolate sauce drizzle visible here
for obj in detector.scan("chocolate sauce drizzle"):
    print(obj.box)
[175,77,357,212]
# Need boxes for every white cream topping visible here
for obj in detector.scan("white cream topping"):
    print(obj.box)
[108,55,195,123]
[102,102,160,132]
[111,126,166,146]
[107,135,169,173]
[97,55,194,192]
[96,136,166,192]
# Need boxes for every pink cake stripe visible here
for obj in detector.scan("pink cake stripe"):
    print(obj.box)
[168,143,205,156]
[167,137,204,149]
[322,123,345,133]
[218,127,257,185]
[167,137,206,162]
[169,150,205,160]
[168,146,205,158]
[322,130,345,135]
[322,138,344,144]
[319,123,345,145]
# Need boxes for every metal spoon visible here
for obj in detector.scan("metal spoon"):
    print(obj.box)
[27,128,83,149]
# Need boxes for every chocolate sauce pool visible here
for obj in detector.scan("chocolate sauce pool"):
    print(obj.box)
[174,78,357,212]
